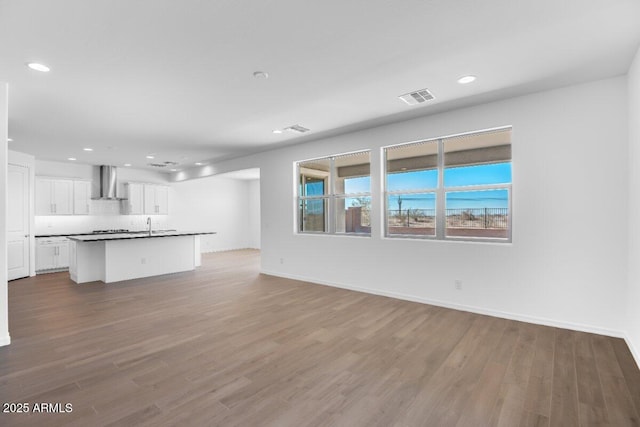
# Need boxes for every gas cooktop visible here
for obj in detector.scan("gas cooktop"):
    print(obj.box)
[91,229,130,234]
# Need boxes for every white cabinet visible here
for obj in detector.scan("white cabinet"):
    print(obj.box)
[73,180,92,215]
[37,178,93,216]
[122,182,145,215]
[36,178,73,215]
[156,185,169,214]
[36,237,70,272]
[144,184,169,215]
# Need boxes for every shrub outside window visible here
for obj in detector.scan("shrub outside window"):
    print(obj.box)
[384,127,512,241]
[297,151,371,235]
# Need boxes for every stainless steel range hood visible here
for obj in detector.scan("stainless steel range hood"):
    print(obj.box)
[93,165,125,200]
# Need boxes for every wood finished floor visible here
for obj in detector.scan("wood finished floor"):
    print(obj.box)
[1,249,639,427]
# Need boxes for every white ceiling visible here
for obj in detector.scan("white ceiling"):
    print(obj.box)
[1,0,639,174]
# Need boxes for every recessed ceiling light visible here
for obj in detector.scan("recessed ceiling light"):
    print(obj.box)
[68,157,76,161]
[170,169,178,172]
[253,71,269,79]
[27,62,50,72]
[146,155,155,159]
[272,129,283,134]
[83,148,93,152]
[457,75,477,84]
[195,162,204,166]
[7,138,13,142]
[124,163,132,167]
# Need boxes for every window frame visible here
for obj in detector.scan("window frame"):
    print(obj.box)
[383,127,512,243]
[296,150,372,236]
[298,167,330,233]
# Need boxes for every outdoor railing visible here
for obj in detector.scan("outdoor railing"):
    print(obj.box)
[388,208,508,229]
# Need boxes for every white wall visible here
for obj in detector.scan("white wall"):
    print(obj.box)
[171,175,260,252]
[179,76,629,337]
[627,46,640,366]
[1,83,9,346]
[248,179,261,249]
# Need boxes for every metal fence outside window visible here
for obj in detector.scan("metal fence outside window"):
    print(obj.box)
[387,208,508,229]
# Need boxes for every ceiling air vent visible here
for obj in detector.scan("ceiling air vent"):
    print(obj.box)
[398,88,435,106]
[284,124,310,133]
[148,161,179,168]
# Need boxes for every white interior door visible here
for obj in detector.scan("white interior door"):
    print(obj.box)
[8,164,30,280]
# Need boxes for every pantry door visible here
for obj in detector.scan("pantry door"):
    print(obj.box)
[7,163,30,280]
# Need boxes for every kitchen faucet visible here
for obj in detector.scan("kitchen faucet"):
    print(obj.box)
[147,217,152,235]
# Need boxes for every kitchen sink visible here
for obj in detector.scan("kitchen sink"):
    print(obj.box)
[126,229,177,235]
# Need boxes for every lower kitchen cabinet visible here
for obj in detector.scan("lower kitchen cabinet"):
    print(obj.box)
[36,237,70,272]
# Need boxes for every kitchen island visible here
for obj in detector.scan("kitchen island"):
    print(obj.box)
[67,231,216,284]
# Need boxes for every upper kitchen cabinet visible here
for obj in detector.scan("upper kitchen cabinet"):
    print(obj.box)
[144,184,169,215]
[35,178,73,215]
[122,182,144,215]
[73,180,92,215]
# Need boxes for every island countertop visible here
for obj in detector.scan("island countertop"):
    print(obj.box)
[67,231,216,242]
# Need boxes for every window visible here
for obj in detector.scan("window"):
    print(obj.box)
[297,151,371,235]
[384,127,512,241]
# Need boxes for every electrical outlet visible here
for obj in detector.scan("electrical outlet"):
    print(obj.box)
[454,280,462,290]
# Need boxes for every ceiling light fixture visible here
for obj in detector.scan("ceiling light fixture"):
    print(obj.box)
[124,163,132,167]
[68,157,76,161]
[146,155,155,159]
[253,71,269,79]
[83,148,93,151]
[272,129,283,134]
[27,62,50,72]
[7,138,13,142]
[195,162,204,166]
[457,75,477,84]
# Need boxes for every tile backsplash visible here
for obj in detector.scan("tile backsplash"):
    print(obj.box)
[35,200,173,235]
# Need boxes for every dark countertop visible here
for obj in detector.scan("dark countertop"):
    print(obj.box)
[66,231,216,242]
[36,233,96,238]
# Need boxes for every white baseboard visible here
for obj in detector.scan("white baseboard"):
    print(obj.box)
[261,270,625,339]
[203,247,260,254]
[624,334,640,370]
[0,333,11,347]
